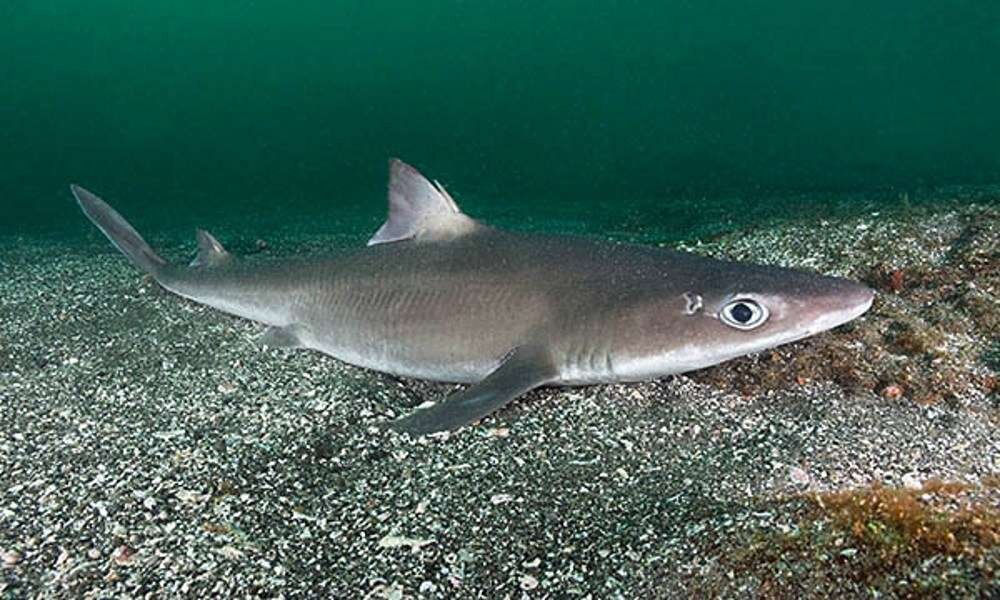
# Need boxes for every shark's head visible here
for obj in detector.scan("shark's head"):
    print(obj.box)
[688,263,875,358]
[608,257,875,380]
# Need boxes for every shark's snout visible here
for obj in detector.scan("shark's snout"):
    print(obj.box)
[849,282,876,313]
[835,280,875,318]
[802,279,875,336]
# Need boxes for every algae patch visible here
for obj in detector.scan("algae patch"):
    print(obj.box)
[716,480,1000,597]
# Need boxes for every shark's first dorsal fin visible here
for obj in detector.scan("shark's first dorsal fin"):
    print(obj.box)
[191,229,233,268]
[367,159,482,246]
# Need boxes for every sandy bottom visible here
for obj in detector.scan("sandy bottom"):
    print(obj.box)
[1,198,997,597]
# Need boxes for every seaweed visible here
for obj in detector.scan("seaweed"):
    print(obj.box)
[718,481,1000,596]
[814,483,997,558]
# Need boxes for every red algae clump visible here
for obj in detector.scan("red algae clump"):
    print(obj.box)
[708,479,1000,597]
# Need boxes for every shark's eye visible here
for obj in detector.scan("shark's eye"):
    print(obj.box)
[720,299,768,330]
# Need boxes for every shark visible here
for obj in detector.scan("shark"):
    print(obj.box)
[73,159,874,435]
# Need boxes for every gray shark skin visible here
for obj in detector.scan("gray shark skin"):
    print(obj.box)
[72,159,874,435]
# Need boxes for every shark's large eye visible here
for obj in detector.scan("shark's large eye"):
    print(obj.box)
[720,299,768,330]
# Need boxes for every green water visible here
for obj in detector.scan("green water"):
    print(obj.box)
[3,2,999,241]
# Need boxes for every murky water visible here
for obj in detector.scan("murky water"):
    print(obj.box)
[2,2,999,240]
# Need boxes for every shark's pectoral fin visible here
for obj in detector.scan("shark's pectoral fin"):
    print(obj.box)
[258,324,305,349]
[389,345,557,435]
[367,159,483,246]
[190,229,234,268]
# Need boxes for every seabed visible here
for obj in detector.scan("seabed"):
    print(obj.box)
[0,193,997,597]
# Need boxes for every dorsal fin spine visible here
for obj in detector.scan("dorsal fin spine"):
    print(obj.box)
[191,229,233,267]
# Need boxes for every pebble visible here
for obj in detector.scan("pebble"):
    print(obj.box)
[378,535,434,551]
[902,472,923,490]
[881,384,904,399]
[789,466,811,486]
[520,574,539,591]
[112,546,137,567]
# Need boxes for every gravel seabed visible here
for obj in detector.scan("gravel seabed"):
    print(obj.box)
[1,199,997,598]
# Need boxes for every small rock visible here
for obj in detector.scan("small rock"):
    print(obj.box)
[217,545,244,560]
[112,545,136,567]
[54,549,70,569]
[385,585,403,600]
[378,534,434,551]
[176,490,210,505]
[902,472,923,490]
[457,548,475,563]
[881,384,904,399]
[888,269,905,292]
[1,550,21,566]
[519,574,539,591]
[789,466,810,486]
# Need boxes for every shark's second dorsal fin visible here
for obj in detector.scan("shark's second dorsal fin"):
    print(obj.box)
[367,159,482,246]
[190,229,233,268]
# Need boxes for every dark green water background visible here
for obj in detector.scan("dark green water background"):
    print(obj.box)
[3,2,999,241]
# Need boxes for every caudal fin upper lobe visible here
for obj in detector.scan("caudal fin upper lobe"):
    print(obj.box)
[71,184,167,277]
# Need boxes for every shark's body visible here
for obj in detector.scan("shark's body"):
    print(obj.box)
[74,160,874,434]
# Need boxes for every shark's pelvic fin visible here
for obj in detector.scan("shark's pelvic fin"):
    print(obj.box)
[71,184,167,277]
[390,345,556,435]
[367,158,482,246]
[191,229,233,268]
[258,324,305,349]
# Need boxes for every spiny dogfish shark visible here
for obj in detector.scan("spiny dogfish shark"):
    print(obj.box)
[73,159,874,435]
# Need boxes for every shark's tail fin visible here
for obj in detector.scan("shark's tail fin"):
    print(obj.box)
[71,184,168,277]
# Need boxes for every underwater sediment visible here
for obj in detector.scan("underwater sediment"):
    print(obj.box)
[0,192,997,597]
